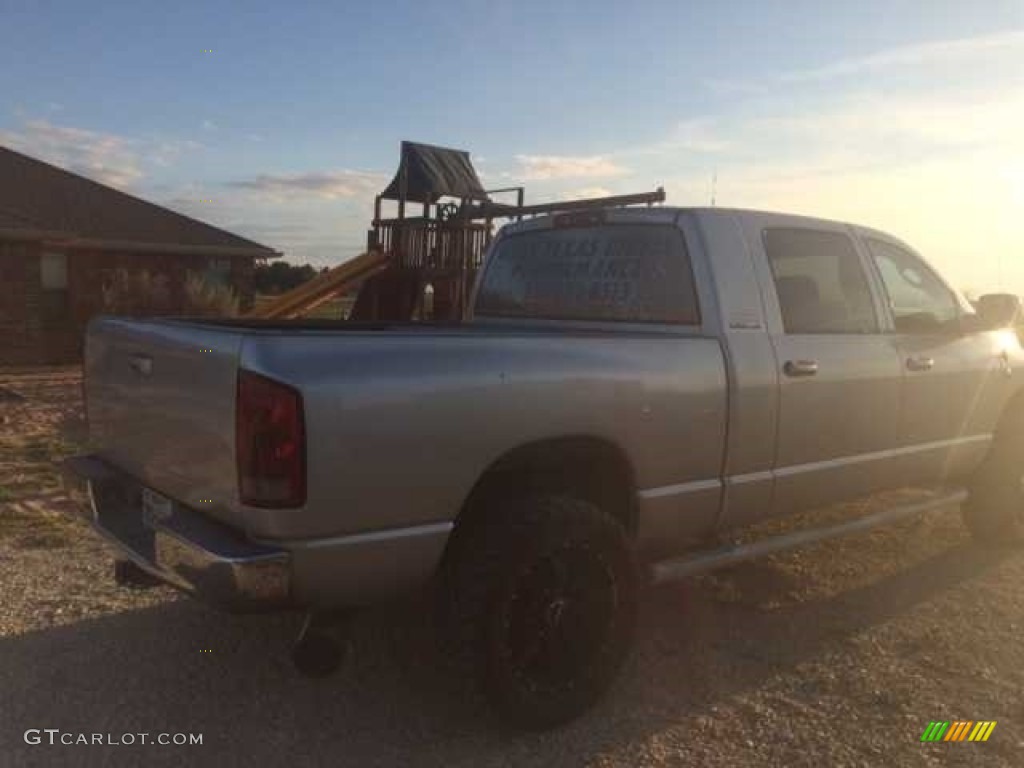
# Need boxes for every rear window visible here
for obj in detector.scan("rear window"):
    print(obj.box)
[474,224,700,324]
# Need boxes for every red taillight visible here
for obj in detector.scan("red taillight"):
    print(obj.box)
[236,370,306,507]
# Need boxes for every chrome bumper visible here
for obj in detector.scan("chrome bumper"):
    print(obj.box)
[61,455,290,612]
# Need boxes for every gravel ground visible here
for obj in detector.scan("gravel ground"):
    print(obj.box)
[1,368,1023,767]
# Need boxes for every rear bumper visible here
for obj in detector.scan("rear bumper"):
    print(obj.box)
[60,455,453,612]
[61,455,290,612]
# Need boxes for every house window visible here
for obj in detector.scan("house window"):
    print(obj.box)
[41,251,68,290]
[39,251,70,326]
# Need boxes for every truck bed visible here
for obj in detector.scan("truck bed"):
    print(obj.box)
[83,314,727,546]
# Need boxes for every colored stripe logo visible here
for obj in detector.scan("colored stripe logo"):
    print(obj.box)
[920,721,996,742]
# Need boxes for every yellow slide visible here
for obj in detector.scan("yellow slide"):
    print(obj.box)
[246,250,390,319]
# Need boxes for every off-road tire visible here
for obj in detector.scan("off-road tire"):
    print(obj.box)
[964,409,1024,545]
[446,494,637,730]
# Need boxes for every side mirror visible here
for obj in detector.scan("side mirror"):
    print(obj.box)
[975,293,1023,329]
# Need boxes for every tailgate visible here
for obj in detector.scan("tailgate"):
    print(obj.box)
[84,317,247,530]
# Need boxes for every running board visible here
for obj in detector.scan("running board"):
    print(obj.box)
[649,488,968,585]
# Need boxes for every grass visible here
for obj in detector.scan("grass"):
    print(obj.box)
[0,370,88,550]
[253,294,354,320]
[0,436,82,501]
[0,503,78,549]
[21,437,79,463]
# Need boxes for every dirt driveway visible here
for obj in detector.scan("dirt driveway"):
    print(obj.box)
[2,368,1023,767]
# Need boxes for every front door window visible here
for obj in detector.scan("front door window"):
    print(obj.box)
[867,239,960,333]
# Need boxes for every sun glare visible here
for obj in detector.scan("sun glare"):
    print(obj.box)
[1005,164,1024,207]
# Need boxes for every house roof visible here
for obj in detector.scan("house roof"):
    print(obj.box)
[0,207,43,229]
[0,145,278,258]
[380,141,489,204]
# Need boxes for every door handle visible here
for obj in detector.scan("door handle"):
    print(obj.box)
[906,355,935,372]
[783,360,819,377]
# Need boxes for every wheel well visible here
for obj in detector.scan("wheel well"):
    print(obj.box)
[449,436,637,548]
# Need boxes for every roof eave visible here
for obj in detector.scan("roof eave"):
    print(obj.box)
[54,236,279,259]
[0,227,76,242]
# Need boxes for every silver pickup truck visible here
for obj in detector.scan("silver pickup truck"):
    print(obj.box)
[64,206,1024,728]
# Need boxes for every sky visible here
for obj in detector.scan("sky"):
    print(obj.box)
[1,0,1022,296]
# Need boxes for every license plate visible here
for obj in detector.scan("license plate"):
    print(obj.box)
[141,487,173,528]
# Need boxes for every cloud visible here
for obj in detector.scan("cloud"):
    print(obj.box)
[655,85,1024,197]
[153,184,368,265]
[226,222,311,236]
[201,119,217,131]
[226,170,385,200]
[0,117,369,267]
[498,29,1024,293]
[0,118,205,187]
[209,28,1021,274]
[744,88,1024,156]
[655,88,1024,293]
[669,119,733,154]
[614,27,1024,190]
[776,28,1024,83]
[235,222,366,267]
[706,28,1024,94]
[513,154,628,180]
[149,138,203,168]
[163,196,225,217]
[566,186,612,199]
[615,118,733,159]
[0,119,143,188]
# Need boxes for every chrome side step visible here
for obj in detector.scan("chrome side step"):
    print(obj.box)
[649,488,967,585]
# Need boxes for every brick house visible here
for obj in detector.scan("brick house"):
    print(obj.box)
[0,146,278,365]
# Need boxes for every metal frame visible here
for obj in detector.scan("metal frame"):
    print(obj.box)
[364,169,666,322]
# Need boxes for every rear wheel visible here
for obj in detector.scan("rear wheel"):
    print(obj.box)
[964,412,1024,544]
[448,494,637,729]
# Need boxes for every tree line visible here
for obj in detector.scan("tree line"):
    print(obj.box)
[254,261,327,295]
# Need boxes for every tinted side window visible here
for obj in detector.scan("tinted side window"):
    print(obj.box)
[764,228,878,334]
[474,224,700,324]
[867,239,959,333]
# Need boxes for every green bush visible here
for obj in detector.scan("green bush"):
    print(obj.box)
[183,271,240,317]
[99,268,239,317]
[100,269,174,315]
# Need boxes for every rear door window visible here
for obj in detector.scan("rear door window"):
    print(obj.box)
[474,223,700,324]
[764,228,880,334]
